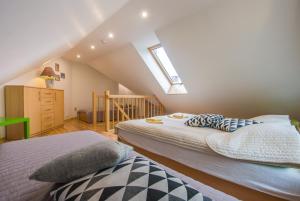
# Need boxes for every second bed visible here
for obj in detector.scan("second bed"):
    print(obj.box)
[116,114,300,201]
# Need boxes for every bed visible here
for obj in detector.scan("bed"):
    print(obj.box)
[115,114,300,201]
[0,130,238,201]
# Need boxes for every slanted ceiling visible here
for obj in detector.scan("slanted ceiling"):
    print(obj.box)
[0,0,128,84]
[78,0,300,119]
[1,0,300,118]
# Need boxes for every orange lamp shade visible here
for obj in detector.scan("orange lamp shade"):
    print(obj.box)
[40,67,56,79]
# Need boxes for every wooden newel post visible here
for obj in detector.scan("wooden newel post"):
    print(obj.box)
[92,91,97,127]
[105,90,110,132]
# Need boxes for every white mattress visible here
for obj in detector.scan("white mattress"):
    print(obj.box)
[116,114,226,154]
[117,128,300,200]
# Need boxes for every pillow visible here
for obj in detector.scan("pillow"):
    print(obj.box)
[214,118,261,132]
[50,156,209,201]
[29,140,132,183]
[250,115,291,126]
[185,114,224,127]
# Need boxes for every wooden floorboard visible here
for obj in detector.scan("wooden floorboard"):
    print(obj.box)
[0,118,117,143]
[43,118,118,140]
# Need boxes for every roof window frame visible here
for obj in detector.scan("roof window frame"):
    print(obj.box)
[148,44,183,85]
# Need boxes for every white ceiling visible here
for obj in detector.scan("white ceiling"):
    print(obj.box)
[0,0,128,84]
[73,0,300,120]
[63,0,217,62]
[61,0,219,102]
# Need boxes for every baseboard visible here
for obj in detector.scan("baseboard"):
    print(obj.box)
[64,116,77,121]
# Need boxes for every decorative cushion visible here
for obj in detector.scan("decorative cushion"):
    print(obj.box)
[51,156,210,201]
[185,114,224,127]
[214,118,261,132]
[29,141,132,183]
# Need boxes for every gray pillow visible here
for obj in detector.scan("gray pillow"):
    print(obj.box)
[29,140,132,183]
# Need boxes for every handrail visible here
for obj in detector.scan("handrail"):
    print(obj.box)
[108,94,153,99]
[92,90,165,132]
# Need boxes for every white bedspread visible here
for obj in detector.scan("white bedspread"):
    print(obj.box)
[117,114,300,166]
[116,113,225,153]
[206,123,300,167]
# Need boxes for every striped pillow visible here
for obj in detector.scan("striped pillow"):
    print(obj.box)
[214,118,261,132]
[185,114,224,127]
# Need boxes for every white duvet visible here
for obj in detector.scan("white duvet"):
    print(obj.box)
[116,113,225,153]
[117,114,300,166]
[206,123,300,167]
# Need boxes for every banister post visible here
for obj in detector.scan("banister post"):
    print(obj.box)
[105,90,110,132]
[92,91,97,127]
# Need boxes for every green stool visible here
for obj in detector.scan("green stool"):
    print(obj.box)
[0,117,30,139]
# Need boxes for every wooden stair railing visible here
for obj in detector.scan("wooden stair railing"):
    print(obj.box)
[92,90,165,132]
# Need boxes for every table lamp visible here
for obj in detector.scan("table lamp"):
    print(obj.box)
[40,67,56,88]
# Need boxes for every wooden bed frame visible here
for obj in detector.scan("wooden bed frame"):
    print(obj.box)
[118,136,286,201]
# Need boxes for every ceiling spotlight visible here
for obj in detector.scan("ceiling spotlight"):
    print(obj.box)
[108,32,114,39]
[76,54,81,58]
[90,45,95,50]
[141,10,148,18]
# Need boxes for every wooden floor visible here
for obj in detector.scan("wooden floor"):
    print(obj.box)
[43,118,117,140]
[0,118,117,143]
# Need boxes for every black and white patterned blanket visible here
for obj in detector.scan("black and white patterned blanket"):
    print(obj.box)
[51,156,212,201]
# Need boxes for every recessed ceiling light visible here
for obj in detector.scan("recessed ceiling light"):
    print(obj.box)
[76,54,81,58]
[90,45,95,50]
[108,32,114,39]
[141,10,148,18]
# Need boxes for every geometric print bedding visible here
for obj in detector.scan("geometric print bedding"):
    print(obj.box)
[51,156,211,201]
[214,118,261,132]
[185,114,224,128]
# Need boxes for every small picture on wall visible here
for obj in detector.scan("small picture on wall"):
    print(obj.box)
[55,74,60,81]
[55,63,60,72]
[60,73,65,79]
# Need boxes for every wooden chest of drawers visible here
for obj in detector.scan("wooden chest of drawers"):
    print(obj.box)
[5,86,64,140]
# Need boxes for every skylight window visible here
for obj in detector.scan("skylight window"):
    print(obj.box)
[149,44,182,85]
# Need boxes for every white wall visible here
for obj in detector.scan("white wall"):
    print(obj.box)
[0,58,118,138]
[118,84,135,95]
[155,0,300,118]
[71,61,118,112]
